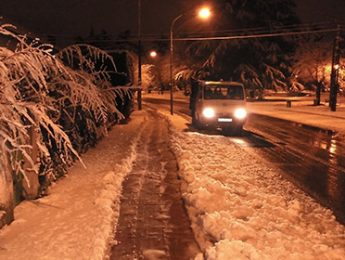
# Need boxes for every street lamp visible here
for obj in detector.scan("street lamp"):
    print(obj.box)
[149,50,158,58]
[198,7,211,19]
[169,6,211,115]
[137,0,142,110]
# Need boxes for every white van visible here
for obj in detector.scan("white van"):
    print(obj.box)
[190,80,247,134]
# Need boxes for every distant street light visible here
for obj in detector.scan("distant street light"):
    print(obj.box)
[169,6,211,115]
[149,50,158,58]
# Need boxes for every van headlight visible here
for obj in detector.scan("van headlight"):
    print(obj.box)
[202,107,215,118]
[234,108,247,120]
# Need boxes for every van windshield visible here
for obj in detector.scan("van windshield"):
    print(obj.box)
[204,85,244,100]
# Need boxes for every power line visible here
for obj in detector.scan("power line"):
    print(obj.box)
[36,21,344,40]
[71,27,342,43]
[192,21,339,35]
[34,23,344,46]
[175,28,341,42]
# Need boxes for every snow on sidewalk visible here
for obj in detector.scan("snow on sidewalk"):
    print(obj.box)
[0,111,146,260]
[247,101,345,136]
[162,111,345,260]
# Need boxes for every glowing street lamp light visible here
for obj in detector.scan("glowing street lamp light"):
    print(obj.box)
[169,7,211,115]
[198,7,211,20]
[149,50,158,58]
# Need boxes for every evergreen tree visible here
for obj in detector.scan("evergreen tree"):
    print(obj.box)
[181,0,300,94]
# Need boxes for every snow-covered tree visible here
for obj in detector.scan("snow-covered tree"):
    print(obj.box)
[142,64,160,92]
[56,44,125,140]
[0,24,79,224]
[293,37,332,86]
[178,0,300,95]
[0,23,131,226]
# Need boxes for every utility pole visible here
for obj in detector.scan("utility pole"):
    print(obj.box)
[329,25,341,112]
[137,0,142,110]
[315,81,321,106]
[170,14,183,115]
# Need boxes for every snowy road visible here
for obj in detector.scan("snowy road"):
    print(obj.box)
[110,109,200,259]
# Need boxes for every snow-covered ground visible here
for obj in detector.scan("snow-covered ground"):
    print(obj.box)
[247,101,345,137]
[0,94,345,259]
[162,110,345,259]
[0,111,146,260]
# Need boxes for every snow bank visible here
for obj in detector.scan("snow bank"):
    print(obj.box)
[167,118,345,259]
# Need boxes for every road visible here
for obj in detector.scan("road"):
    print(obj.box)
[144,97,345,224]
[245,114,345,224]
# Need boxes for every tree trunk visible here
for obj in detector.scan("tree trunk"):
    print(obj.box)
[22,126,40,200]
[315,81,322,106]
[0,160,15,229]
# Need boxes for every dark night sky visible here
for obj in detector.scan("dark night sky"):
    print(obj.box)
[1,0,199,36]
[1,0,345,40]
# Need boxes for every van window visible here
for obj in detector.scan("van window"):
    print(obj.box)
[204,85,244,100]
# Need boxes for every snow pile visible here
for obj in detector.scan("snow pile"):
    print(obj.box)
[91,153,138,258]
[170,130,345,259]
[0,112,145,260]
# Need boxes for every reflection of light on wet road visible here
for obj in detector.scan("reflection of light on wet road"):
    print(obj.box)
[231,138,247,145]
[329,139,337,154]
[315,139,337,154]
[320,142,328,150]
[229,132,275,148]
[327,137,342,211]
[245,113,345,223]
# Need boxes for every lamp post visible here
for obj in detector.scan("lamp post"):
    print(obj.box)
[169,7,211,115]
[169,14,183,115]
[329,25,341,112]
[137,0,142,110]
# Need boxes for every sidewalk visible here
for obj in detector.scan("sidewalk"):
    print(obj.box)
[247,100,345,136]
